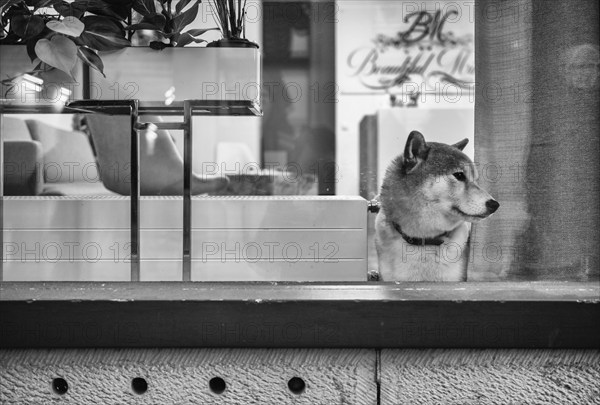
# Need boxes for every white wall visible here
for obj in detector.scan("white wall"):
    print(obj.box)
[335,0,475,195]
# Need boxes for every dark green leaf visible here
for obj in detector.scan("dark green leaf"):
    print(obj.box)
[24,27,53,61]
[11,14,45,39]
[175,0,195,15]
[126,22,159,31]
[28,0,62,9]
[61,0,125,20]
[79,15,130,51]
[157,0,169,10]
[184,28,219,37]
[0,0,21,13]
[170,1,198,34]
[54,0,130,20]
[2,3,30,29]
[175,31,207,47]
[227,0,236,36]
[26,37,39,61]
[78,46,105,77]
[132,0,156,17]
[96,0,133,20]
[53,1,87,18]
[126,13,166,31]
[149,40,167,50]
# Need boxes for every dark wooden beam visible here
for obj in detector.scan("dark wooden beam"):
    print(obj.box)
[1,282,599,348]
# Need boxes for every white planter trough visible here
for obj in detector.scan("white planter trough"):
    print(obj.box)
[2,196,367,282]
[90,47,261,105]
[0,45,84,104]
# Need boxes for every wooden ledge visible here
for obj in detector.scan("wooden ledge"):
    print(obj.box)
[1,282,599,348]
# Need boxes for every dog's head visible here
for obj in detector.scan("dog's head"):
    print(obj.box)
[381,131,499,234]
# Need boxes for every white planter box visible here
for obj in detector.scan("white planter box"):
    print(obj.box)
[0,46,261,105]
[0,45,84,103]
[3,196,367,282]
[91,47,261,105]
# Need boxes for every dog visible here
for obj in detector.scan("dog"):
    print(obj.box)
[374,130,499,281]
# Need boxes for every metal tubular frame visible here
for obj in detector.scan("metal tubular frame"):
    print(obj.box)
[1,100,140,281]
[1,99,260,282]
[183,101,193,281]
[0,113,3,281]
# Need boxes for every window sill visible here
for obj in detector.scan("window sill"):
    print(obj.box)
[1,281,598,348]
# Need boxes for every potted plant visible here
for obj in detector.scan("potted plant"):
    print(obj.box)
[125,0,217,49]
[206,0,258,48]
[88,0,261,103]
[1,0,261,103]
[0,0,130,81]
[125,0,258,49]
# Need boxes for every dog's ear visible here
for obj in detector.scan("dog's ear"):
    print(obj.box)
[453,138,469,151]
[403,131,429,172]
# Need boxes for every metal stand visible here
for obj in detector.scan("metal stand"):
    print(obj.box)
[136,100,261,281]
[1,100,141,281]
[1,99,261,282]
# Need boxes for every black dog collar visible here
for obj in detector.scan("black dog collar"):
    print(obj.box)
[369,200,449,246]
[391,221,449,246]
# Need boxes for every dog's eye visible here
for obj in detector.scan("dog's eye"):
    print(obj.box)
[453,172,466,181]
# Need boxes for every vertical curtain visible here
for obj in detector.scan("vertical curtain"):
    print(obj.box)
[470,0,599,281]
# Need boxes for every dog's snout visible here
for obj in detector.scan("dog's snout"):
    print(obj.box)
[486,199,500,213]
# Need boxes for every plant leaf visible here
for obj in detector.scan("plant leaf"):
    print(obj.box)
[34,35,78,76]
[149,40,168,50]
[184,28,219,37]
[77,46,105,77]
[79,15,130,51]
[11,14,45,39]
[125,22,160,31]
[160,31,178,38]
[26,37,39,62]
[125,13,166,31]
[29,0,62,9]
[2,0,28,18]
[0,0,21,15]
[125,23,161,31]
[170,1,198,34]
[0,0,17,8]
[175,32,207,47]
[132,0,156,17]
[47,16,85,37]
[175,0,195,14]
[78,0,131,20]
[53,0,87,18]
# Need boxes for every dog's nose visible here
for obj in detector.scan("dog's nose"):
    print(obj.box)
[486,199,500,213]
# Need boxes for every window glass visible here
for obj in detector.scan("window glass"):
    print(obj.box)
[2,0,598,283]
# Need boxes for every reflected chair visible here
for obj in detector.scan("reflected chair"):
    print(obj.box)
[84,114,228,195]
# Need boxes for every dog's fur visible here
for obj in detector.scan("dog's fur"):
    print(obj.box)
[375,131,499,281]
